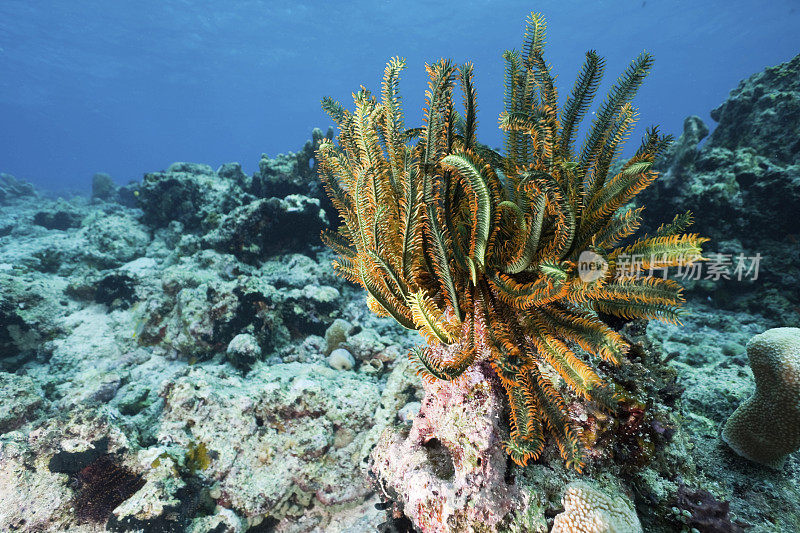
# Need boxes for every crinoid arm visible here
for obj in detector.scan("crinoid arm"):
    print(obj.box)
[317,11,707,471]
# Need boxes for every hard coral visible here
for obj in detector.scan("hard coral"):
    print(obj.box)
[551,481,641,533]
[722,327,800,468]
[317,11,706,470]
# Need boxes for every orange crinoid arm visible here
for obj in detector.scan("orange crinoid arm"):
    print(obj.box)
[317,11,707,470]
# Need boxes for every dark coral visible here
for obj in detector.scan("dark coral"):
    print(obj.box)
[202,196,327,262]
[49,436,111,475]
[107,476,213,533]
[47,437,146,524]
[675,485,747,533]
[72,454,146,523]
[116,181,141,208]
[33,209,83,230]
[139,169,223,230]
[374,489,417,533]
[95,273,138,309]
[251,127,333,199]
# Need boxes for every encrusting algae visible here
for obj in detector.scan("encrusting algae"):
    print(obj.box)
[317,12,707,471]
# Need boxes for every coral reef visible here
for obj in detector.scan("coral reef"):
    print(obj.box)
[138,159,327,263]
[0,172,37,203]
[202,195,327,262]
[251,127,333,201]
[138,161,245,230]
[1,51,800,533]
[722,327,800,469]
[153,362,386,524]
[0,132,420,531]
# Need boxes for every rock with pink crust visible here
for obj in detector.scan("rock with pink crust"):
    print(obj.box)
[370,362,547,533]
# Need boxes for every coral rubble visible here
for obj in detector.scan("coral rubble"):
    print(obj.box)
[0,132,420,532]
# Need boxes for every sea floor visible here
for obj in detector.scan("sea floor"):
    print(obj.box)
[1,182,798,532]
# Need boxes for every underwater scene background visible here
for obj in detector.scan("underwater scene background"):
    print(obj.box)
[1,2,799,532]
[2,0,799,192]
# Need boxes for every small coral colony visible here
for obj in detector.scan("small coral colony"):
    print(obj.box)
[316,11,707,470]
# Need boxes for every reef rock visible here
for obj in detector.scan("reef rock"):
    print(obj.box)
[640,54,800,324]
[0,372,44,433]
[226,333,263,370]
[251,127,332,199]
[0,271,67,369]
[0,409,139,532]
[0,133,427,532]
[77,212,151,268]
[133,252,342,363]
[202,195,327,262]
[138,161,251,230]
[33,206,85,230]
[156,362,383,525]
[0,173,36,204]
[370,362,538,533]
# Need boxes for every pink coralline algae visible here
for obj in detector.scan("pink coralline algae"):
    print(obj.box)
[370,362,533,533]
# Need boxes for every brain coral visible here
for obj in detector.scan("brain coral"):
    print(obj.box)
[551,481,642,533]
[721,327,800,469]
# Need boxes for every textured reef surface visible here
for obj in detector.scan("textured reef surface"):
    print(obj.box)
[0,54,799,532]
[640,53,800,325]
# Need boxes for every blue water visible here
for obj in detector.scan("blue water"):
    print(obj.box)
[1,0,798,192]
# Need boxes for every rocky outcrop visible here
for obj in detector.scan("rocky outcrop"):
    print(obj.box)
[138,162,252,231]
[251,127,333,199]
[640,54,800,324]
[202,195,327,262]
[0,173,36,204]
[370,363,537,533]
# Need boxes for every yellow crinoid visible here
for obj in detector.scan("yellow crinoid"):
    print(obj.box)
[316,12,707,471]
